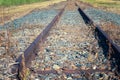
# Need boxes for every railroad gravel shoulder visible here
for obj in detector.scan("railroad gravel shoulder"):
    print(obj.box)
[84,7,120,26]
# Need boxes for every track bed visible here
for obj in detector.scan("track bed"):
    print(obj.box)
[0,0,120,80]
[28,2,119,80]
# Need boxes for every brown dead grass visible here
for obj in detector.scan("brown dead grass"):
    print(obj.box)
[96,6,120,15]
[76,0,93,10]
[79,0,120,15]
[0,0,66,25]
[101,22,120,46]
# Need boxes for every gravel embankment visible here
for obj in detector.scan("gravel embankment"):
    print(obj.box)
[0,9,59,30]
[84,8,120,26]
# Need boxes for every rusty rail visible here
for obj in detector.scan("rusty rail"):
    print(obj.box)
[16,6,66,68]
[76,3,120,76]
[95,26,120,56]
[12,2,120,79]
[12,5,66,79]
[77,3,120,55]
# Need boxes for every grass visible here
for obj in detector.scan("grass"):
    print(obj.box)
[80,0,120,8]
[101,22,120,46]
[0,0,66,24]
[79,0,120,14]
[0,0,48,7]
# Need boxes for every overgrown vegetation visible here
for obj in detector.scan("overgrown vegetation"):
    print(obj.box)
[0,0,48,6]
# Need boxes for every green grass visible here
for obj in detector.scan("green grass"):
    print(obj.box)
[0,0,48,7]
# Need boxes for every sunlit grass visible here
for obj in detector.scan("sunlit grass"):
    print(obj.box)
[80,0,120,8]
[0,0,48,7]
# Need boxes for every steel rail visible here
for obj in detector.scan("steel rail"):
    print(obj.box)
[27,3,120,76]
[76,3,120,55]
[12,5,67,76]
[11,2,120,79]
[95,26,120,56]
[76,2,120,76]
[18,6,66,67]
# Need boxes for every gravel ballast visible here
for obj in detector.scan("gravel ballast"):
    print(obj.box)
[29,2,118,79]
[0,1,119,80]
[0,3,62,80]
[0,9,59,30]
[84,8,120,26]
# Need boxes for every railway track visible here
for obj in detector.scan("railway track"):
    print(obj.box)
[11,1,120,80]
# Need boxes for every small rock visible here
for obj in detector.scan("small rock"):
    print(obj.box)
[95,53,98,59]
[44,67,51,70]
[72,74,81,78]
[81,66,86,70]
[63,74,67,79]
[88,54,95,62]
[60,55,67,61]
[63,32,67,35]
[104,74,109,80]
[45,48,51,52]
[0,47,5,55]
[71,63,77,70]
[35,78,39,80]
[67,77,72,80]
[50,52,55,55]
[53,64,60,70]
[45,56,51,61]
[30,74,35,79]
[93,65,97,70]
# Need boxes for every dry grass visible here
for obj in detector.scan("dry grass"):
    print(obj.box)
[0,0,66,25]
[79,0,120,14]
[101,22,120,46]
